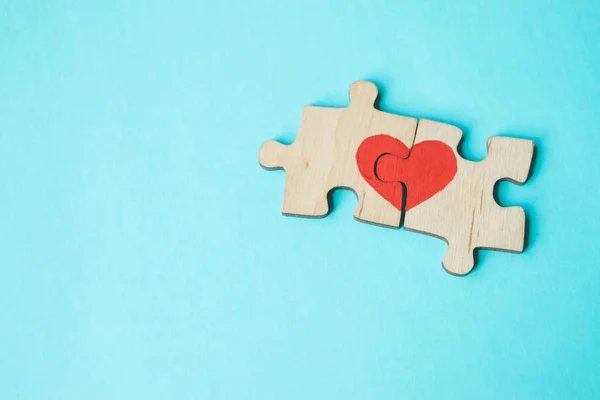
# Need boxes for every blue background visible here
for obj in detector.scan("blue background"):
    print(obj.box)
[1,0,599,398]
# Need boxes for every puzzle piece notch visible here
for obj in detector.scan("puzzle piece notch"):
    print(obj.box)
[376,119,534,275]
[258,81,418,227]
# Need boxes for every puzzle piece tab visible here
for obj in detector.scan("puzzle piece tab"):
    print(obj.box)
[259,81,417,227]
[376,119,534,275]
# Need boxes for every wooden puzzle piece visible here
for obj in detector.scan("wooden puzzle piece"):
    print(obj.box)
[376,119,534,275]
[259,81,417,227]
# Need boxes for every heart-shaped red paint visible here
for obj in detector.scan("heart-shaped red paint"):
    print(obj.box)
[356,135,457,211]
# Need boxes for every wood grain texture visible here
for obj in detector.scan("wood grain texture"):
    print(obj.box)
[377,119,534,275]
[259,81,417,227]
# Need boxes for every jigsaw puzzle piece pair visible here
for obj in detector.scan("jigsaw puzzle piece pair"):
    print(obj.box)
[259,81,534,275]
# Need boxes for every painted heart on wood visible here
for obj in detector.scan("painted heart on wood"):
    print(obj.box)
[356,135,457,211]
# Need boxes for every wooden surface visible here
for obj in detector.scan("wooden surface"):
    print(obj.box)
[377,119,534,275]
[259,81,534,275]
[259,81,417,227]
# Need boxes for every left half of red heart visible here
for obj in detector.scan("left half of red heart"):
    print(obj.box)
[355,134,410,211]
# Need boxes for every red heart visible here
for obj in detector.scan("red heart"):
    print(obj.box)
[356,135,457,211]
